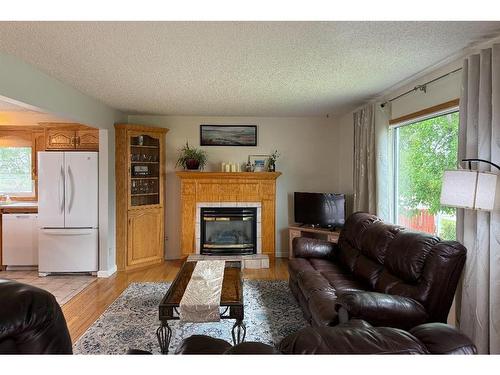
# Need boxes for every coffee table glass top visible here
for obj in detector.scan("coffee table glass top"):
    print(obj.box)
[160,260,243,307]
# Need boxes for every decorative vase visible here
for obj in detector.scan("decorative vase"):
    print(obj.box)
[268,161,276,172]
[185,159,200,170]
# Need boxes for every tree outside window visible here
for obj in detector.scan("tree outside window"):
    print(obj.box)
[395,111,459,240]
[0,147,33,195]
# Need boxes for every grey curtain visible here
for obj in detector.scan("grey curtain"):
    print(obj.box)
[353,104,376,213]
[457,44,500,354]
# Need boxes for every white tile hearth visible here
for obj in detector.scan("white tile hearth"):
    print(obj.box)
[186,254,269,269]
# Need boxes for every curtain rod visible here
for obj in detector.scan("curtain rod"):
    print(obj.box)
[380,67,462,108]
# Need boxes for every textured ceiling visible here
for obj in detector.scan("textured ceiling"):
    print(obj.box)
[0,21,499,117]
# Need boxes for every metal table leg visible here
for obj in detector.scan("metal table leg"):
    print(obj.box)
[156,321,172,354]
[231,320,247,345]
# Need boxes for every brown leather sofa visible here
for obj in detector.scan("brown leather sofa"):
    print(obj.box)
[175,320,476,354]
[289,212,467,330]
[0,279,73,354]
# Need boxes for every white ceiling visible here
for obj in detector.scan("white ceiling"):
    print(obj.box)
[0,21,499,117]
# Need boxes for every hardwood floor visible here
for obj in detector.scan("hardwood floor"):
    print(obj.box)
[62,257,289,343]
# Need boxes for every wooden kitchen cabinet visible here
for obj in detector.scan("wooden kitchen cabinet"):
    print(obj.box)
[44,124,99,151]
[75,129,99,150]
[115,123,168,271]
[45,129,76,150]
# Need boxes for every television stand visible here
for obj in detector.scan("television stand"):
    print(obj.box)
[288,224,340,259]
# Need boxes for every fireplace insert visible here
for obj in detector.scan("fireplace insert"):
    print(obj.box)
[200,207,257,255]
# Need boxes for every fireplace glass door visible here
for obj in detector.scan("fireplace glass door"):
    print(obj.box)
[201,208,257,255]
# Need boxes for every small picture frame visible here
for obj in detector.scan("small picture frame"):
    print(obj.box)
[248,155,269,172]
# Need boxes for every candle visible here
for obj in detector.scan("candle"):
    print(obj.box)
[225,163,230,172]
[221,162,226,172]
[231,163,236,172]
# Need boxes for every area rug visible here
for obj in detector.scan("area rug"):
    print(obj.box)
[73,280,307,354]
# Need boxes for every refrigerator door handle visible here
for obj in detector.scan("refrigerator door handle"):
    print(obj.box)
[67,165,75,213]
[59,165,65,214]
[40,228,93,236]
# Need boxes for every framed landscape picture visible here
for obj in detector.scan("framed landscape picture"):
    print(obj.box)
[200,125,257,146]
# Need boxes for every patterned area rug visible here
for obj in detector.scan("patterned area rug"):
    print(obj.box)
[73,280,307,354]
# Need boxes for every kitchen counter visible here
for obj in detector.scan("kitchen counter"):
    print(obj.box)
[0,202,38,214]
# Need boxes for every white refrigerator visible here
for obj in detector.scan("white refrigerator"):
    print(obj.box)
[38,152,98,275]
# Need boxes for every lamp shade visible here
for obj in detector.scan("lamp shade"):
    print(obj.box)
[440,169,498,211]
[475,172,498,210]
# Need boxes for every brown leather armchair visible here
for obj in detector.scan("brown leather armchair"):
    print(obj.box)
[175,320,476,354]
[0,279,73,354]
[288,212,467,330]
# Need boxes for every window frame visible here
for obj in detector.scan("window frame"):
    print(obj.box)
[0,130,37,200]
[390,102,459,227]
[0,146,35,198]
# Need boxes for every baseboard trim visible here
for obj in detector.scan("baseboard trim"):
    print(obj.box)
[275,251,289,258]
[97,265,117,278]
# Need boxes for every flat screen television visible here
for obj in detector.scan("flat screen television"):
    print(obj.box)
[294,192,345,228]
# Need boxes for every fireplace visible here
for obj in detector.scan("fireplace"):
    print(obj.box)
[200,207,257,255]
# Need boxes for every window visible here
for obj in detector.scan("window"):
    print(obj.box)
[0,146,34,196]
[392,109,459,240]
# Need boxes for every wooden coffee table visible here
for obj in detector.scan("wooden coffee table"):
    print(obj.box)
[157,260,245,354]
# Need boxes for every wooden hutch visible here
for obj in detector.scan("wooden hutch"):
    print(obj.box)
[115,124,168,271]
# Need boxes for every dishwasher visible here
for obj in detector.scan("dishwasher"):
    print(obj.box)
[2,214,39,268]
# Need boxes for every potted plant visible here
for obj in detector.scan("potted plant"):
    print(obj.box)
[268,150,280,172]
[176,142,208,170]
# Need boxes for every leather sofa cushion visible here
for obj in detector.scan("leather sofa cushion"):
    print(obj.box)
[288,258,316,281]
[358,221,402,263]
[409,323,477,354]
[289,279,312,322]
[339,213,380,252]
[336,242,360,273]
[320,271,367,294]
[297,271,334,301]
[278,320,429,354]
[307,290,339,327]
[308,258,345,273]
[224,342,280,354]
[175,335,232,354]
[292,237,335,259]
[385,231,439,282]
[352,255,384,290]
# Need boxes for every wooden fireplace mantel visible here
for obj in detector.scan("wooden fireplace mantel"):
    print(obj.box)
[176,171,281,256]
[176,171,282,180]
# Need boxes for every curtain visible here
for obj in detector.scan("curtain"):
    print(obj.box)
[456,44,500,354]
[375,104,392,222]
[353,104,376,213]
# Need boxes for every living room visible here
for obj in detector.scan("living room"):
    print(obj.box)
[1,0,500,373]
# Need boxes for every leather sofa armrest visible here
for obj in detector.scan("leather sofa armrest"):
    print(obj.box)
[335,292,428,330]
[409,323,477,354]
[292,237,336,259]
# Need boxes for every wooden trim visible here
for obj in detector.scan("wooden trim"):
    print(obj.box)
[0,125,43,131]
[38,122,95,131]
[115,123,169,134]
[176,171,282,180]
[389,99,460,125]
